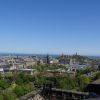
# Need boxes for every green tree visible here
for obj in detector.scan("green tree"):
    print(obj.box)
[0,95,3,100]
[93,72,100,81]
[13,85,25,97]
[0,79,10,89]
[13,84,33,97]
[77,75,90,91]
[57,75,77,90]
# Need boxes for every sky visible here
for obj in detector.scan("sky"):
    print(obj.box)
[0,0,100,55]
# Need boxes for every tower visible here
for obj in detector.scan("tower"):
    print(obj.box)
[46,54,50,65]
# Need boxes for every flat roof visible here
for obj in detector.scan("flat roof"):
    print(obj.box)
[18,69,35,71]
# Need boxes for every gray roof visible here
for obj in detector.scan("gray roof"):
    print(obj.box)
[91,79,100,85]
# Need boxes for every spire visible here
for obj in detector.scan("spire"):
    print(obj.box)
[47,54,50,65]
[76,52,78,56]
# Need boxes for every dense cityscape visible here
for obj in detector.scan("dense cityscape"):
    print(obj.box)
[0,0,100,100]
[0,53,99,99]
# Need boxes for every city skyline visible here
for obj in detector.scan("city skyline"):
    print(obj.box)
[0,0,100,55]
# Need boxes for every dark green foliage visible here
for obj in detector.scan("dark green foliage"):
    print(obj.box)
[16,76,24,85]
[16,72,34,85]
[76,75,91,91]
[0,64,99,99]
[3,92,17,100]
[76,67,95,75]
[13,85,25,97]
[50,75,78,90]
[92,72,100,80]
[13,84,33,97]
[0,95,3,100]
[34,76,46,88]
[0,79,10,89]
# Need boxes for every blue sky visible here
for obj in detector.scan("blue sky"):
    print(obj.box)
[0,0,100,55]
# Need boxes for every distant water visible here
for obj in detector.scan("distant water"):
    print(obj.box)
[0,53,100,59]
[0,53,59,58]
[0,53,33,56]
[83,55,100,59]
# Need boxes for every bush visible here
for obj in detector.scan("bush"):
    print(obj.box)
[13,84,33,97]
[77,75,90,91]
[0,79,10,89]
[0,95,3,100]
[2,90,17,100]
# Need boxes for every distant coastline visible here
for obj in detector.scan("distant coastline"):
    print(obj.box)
[0,53,100,59]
